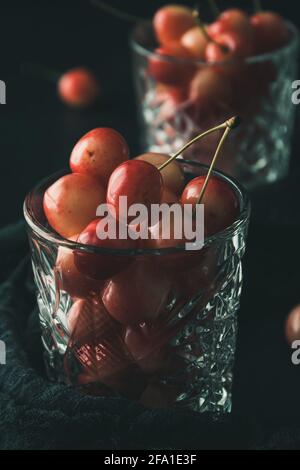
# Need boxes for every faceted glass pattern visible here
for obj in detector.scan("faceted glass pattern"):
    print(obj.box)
[24,163,250,416]
[131,22,299,189]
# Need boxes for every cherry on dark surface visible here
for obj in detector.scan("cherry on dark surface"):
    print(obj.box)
[58,67,100,107]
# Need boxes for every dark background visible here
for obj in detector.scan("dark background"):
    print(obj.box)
[1,0,300,440]
[0,0,298,226]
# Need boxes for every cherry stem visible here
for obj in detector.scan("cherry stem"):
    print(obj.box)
[193,7,228,53]
[253,0,263,12]
[207,0,220,17]
[197,117,240,204]
[90,0,145,23]
[192,7,211,42]
[158,116,239,172]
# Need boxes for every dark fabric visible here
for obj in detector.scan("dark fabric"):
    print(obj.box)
[0,222,300,450]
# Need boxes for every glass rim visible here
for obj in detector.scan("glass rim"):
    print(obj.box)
[130,20,299,66]
[23,160,250,257]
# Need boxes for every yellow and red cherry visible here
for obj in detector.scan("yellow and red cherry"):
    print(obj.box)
[74,218,135,280]
[208,9,253,37]
[148,43,195,86]
[58,67,99,107]
[189,68,233,115]
[106,160,163,223]
[180,26,209,60]
[56,240,104,299]
[124,324,167,374]
[135,152,185,195]
[181,175,239,237]
[161,187,179,205]
[43,173,105,239]
[70,127,129,186]
[102,260,172,325]
[205,30,254,63]
[153,5,196,46]
[250,11,289,54]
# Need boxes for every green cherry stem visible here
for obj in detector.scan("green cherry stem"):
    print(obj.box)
[192,7,212,42]
[158,116,240,172]
[193,7,228,53]
[197,116,240,204]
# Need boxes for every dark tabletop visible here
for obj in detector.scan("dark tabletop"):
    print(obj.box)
[1,0,300,449]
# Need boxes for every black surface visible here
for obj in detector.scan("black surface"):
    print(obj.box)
[1,0,300,450]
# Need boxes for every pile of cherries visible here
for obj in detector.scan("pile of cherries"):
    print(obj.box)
[148,4,290,123]
[43,126,239,401]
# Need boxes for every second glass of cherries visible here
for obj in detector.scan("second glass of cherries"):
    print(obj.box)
[131,2,299,188]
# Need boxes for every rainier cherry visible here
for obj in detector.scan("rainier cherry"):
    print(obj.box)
[67,299,90,336]
[205,30,254,63]
[102,260,172,325]
[148,209,187,251]
[135,152,185,195]
[155,83,187,106]
[124,324,167,374]
[161,187,179,204]
[56,241,103,299]
[181,175,239,236]
[208,9,253,38]
[153,5,196,46]
[285,305,300,345]
[189,68,232,115]
[250,12,289,54]
[43,173,105,239]
[74,218,135,280]
[58,67,99,107]
[107,160,163,223]
[148,43,195,86]
[70,128,129,186]
[180,26,209,60]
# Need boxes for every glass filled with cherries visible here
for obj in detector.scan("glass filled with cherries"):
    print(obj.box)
[131,2,299,188]
[24,120,250,416]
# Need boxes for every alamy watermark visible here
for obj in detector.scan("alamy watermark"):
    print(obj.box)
[0,80,6,104]
[291,80,300,104]
[291,340,300,365]
[95,198,205,251]
[0,340,6,365]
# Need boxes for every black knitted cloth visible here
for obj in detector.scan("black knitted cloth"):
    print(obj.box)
[1,220,300,450]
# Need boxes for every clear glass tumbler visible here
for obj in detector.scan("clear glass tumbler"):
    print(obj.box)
[24,161,250,416]
[131,21,299,189]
